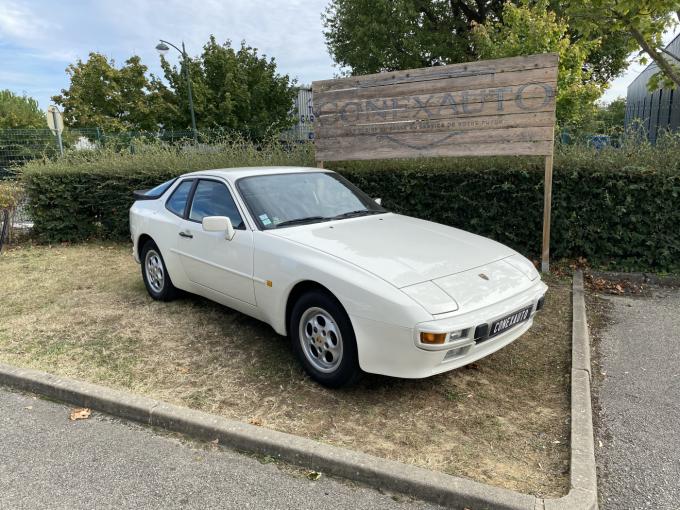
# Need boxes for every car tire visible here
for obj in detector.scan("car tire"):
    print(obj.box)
[141,240,178,301]
[290,290,362,388]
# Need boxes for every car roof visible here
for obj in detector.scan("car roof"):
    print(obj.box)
[182,166,331,183]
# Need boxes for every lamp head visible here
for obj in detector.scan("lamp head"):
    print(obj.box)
[155,42,170,56]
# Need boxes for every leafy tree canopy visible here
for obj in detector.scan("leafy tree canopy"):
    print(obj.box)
[0,90,45,129]
[565,0,680,90]
[52,53,163,131]
[579,97,626,134]
[158,36,297,139]
[323,0,631,87]
[472,1,602,127]
[53,36,297,139]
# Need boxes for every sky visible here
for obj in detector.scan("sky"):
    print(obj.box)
[0,0,336,111]
[0,0,676,113]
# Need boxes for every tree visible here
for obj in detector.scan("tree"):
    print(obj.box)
[159,36,297,139]
[323,0,507,73]
[53,53,164,131]
[597,97,626,131]
[323,0,631,88]
[0,90,44,129]
[577,96,626,134]
[472,1,603,127]
[53,38,296,138]
[1,91,50,177]
[565,0,680,90]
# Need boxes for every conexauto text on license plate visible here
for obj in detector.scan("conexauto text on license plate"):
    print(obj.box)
[489,306,533,338]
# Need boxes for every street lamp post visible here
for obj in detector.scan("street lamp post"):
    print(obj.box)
[156,39,198,141]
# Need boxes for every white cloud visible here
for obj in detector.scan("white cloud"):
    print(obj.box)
[0,0,55,42]
[0,0,336,108]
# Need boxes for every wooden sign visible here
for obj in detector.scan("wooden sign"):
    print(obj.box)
[312,54,557,161]
[312,53,559,272]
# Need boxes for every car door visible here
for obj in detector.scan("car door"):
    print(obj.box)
[175,178,256,305]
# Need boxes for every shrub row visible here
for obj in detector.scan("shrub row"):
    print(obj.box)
[19,138,680,272]
[21,139,314,241]
[336,160,680,272]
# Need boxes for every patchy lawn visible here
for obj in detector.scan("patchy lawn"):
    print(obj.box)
[0,243,571,496]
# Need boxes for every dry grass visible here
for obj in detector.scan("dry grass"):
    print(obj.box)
[0,243,571,496]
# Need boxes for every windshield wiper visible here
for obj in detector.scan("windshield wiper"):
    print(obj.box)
[332,209,384,220]
[275,216,330,228]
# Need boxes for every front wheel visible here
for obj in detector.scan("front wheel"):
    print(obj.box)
[290,291,361,388]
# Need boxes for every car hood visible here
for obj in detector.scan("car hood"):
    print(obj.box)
[268,213,516,288]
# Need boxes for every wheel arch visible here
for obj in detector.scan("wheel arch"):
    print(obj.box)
[137,233,155,261]
[284,280,346,337]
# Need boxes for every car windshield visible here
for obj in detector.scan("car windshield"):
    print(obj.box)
[237,172,386,229]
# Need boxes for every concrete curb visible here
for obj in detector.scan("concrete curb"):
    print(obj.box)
[543,271,598,510]
[0,272,598,509]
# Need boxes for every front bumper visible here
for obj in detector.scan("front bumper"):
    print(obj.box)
[351,280,547,379]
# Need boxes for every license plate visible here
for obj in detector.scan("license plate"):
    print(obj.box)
[488,306,533,338]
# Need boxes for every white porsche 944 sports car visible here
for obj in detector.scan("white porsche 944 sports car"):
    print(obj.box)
[130,167,547,387]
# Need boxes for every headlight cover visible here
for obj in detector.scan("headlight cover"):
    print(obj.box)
[401,281,459,315]
[504,254,539,281]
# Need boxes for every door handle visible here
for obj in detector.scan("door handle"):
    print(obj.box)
[179,231,193,239]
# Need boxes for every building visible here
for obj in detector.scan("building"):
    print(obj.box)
[625,33,680,143]
[280,87,314,142]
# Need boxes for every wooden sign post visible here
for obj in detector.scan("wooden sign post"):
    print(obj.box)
[312,53,558,271]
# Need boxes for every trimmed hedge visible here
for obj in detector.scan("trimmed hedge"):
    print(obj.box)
[21,140,314,242]
[20,139,680,272]
[336,161,680,271]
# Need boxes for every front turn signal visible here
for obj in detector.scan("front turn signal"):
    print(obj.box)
[420,332,447,344]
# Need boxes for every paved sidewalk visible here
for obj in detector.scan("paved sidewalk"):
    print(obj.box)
[592,287,680,509]
[0,386,442,510]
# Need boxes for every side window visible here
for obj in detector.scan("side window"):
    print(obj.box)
[189,180,245,229]
[165,180,193,217]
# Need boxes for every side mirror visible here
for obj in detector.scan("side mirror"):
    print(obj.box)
[374,198,382,205]
[202,216,235,240]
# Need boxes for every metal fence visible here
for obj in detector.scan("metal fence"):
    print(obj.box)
[0,127,198,179]
[0,127,198,244]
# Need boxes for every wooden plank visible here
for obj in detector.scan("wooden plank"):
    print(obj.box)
[313,54,559,93]
[316,140,554,160]
[315,81,556,119]
[314,68,557,103]
[315,111,556,139]
[541,153,554,272]
[315,126,555,160]
[316,126,554,148]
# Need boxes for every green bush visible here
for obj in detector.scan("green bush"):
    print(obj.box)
[19,135,680,272]
[21,138,314,241]
[0,180,22,210]
[335,154,680,272]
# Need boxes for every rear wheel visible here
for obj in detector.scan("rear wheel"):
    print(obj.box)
[141,240,178,301]
[290,290,361,388]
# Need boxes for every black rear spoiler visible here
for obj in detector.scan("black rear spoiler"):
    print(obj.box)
[133,189,160,201]
[133,177,178,201]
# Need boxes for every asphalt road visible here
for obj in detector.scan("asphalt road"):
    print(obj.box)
[0,386,442,510]
[592,287,680,509]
